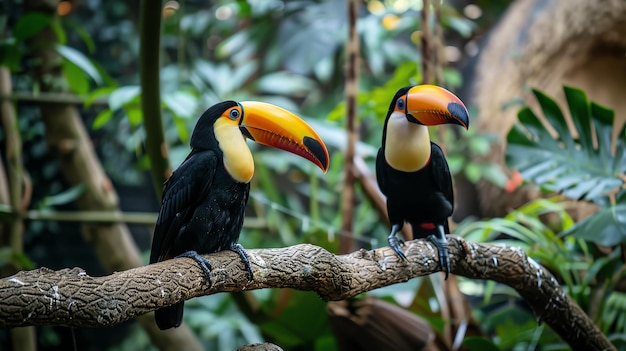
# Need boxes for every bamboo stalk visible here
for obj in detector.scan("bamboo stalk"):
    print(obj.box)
[339,0,361,254]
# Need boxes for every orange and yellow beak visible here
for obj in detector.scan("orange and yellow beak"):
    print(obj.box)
[238,101,329,173]
[405,85,469,129]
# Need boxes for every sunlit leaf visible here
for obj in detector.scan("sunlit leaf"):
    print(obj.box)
[124,107,143,126]
[62,60,89,94]
[108,86,140,111]
[92,109,113,130]
[54,44,102,84]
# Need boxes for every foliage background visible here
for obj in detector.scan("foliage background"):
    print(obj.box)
[2,0,625,350]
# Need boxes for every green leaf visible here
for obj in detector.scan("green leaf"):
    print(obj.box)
[38,184,86,208]
[463,336,501,351]
[506,86,625,203]
[49,18,67,45]
[92,109,113,130]
[108,86,140,111]
[255,71,316,97]
[564,189,626,246]
[124,107,143,126]
[84,86,117,108]
[61,18,95,53]
[162,90,198,119]
[62,60,89,94]
[54,44,102,85]
[0,247,35,270]
[0,41,21,71]
[14,13,51,41]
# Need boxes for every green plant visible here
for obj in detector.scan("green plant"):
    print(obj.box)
[506,86,626,245]
[455,86,626,350]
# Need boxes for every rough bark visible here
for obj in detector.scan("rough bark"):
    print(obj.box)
[0,238,614,351]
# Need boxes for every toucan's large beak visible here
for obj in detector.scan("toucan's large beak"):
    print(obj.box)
[238,101,329,173]
[406,85,469,129]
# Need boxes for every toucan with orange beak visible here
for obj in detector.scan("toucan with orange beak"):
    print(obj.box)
[376,85,469,279]
[150,100,329,330]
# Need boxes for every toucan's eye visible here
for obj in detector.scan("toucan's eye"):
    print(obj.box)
[396,98,405,111]
[229,109,240,120]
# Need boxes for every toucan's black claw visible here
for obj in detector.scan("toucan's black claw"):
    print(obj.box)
[428,225,451,279]
[387,223,407,261]
[176,250,212,285]
[231,243,254,280]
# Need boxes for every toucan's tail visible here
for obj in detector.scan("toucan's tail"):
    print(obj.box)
[155,302,184,330]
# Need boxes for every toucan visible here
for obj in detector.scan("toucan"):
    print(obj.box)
[376,85,469,279]
[150,100,329,330]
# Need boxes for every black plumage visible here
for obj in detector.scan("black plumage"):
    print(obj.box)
[149,100,329,330]
[149,101,252,330]
[376,86,469,279]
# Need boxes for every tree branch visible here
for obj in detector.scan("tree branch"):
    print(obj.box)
[0,237,614,351]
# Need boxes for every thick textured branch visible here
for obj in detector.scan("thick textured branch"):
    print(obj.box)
[0,237,614,350]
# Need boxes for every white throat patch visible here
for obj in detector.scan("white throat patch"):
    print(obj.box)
[384,111,431,172]
[214,119,254,183]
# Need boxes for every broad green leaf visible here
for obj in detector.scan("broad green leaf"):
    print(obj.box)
[162,90,198,119]
[14,13,51,41]
[564,189,626,246]
[108,86,140,111]
[62,60,89,94]
[255,71,316,97]
[54,44,102,85]
[506,86,626,203]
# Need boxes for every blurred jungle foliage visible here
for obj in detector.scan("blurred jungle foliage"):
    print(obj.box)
[3,0,625,350]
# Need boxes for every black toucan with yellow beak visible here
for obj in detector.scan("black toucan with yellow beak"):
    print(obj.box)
[150,100,329,330]
[376,85,469,279]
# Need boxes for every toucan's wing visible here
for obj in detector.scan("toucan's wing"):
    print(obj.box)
[375,148,389,195]
[429,142,454,214]
[149,149,217,263]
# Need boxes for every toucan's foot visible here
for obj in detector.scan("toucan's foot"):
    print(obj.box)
[387,223,407,261]
[427,234,450,280]
[231,243,254,280]
[176,250,212,285]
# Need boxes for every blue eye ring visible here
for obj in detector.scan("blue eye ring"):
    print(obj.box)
[396,98,405,111]
[229,109,240,120]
